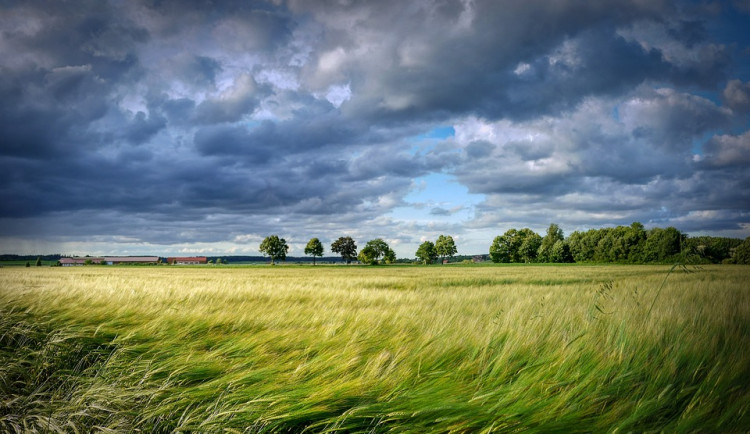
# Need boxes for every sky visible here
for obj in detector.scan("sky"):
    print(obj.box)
[1,0,750,258]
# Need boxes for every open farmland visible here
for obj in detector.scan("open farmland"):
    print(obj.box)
[1,265,749,432]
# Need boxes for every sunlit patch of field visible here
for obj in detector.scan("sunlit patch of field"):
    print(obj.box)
[1,265,748,432]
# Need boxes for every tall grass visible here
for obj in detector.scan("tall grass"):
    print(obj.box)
[1,265,749,432]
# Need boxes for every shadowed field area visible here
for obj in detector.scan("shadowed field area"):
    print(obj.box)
[1,265,749,432]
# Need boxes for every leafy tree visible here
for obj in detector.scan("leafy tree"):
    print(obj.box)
[489,228,541,263]
[331,236,358,264]
[568,229,603,262]
[35,257,42,267]
[684,236,742,263]
[304,237,325,265]
[734,237,750,264]
[25,261,30,267]
[358,246,377,265]
[259,235,289,265]
[549,240,573,263]
[490,229,517,263]
[537,224,564,262]
[368,239,388,262]
[643,227,683,262]
[358,238,391,265]
[416,241,438,265]
[435,235,458,263]
[517,228,542,263]
[383,248,397,264]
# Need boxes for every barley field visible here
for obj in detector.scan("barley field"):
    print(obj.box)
[1,264,749,432]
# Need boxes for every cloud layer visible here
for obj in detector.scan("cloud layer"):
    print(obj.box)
[1,0,749,256]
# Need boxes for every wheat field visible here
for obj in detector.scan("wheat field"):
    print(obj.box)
[1,264,749,432]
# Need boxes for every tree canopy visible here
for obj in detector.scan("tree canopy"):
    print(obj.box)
[358,238,392,265]
[259,235,289,265]
[304,238,324,265]
[416,241,438,265]
[331,236,357,264]
[490,228,542,263]
[435,235,457,263]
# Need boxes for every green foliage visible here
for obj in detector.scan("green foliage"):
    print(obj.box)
[537,223,564,262]
[568,223,647,263]
[304,238,325,265]
[643,227,683,262]
[35,257,42,267]
[259,235,289,265]
[383,247,397,264]
[435,235,458,262]
[25,261,30,267]
[683,236,742,263]
[415,241,438,265]
[490,228,542,263]
[331,236,358,264]
[549,240,573,263]
[357,246,377,265]
[359,239,392,265]
[734,237,750,264]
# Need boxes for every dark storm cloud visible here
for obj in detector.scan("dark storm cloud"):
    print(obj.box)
[722,80,750,113]
[0,0,749,254]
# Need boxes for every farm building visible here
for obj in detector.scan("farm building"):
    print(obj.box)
[167,257,207,265]
[60,257,104,266]
[105,256,159,265]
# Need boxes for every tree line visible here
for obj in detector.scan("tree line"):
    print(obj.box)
[259,223,750,265]
[490,222,750,264]
[258,235,458,265]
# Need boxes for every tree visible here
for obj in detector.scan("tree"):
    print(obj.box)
[331,236,357,264]
[490,228,541,263]
[25,261,30,267]
[734,237,750,264]
[304,237,324,265]
[416,241,438,265]
[643,227,683,262]
[517,228,542,263]
[549,240,573,263]
[35,257,42,266]
[358,246,377,265]
[359,238,391,265]
[537,224,564,262]
[568,229,603,262]
[435,235,457,263]
[259,235,289,265]
[383,248,397,264]
[490,229,517,263]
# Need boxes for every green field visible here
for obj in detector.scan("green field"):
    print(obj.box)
[1,265,749,432]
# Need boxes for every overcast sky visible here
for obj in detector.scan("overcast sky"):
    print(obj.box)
[1,0,750,257]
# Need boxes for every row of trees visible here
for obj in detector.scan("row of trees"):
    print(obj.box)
[415,235,458,264]
[258,235,386,265]
[491,222,749,264]
[259,235,458,265]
